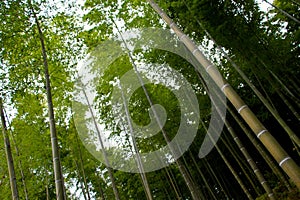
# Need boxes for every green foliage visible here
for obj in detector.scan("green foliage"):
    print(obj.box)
[1,0,299,199]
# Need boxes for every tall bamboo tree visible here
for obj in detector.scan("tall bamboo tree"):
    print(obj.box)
[181,0,300,149]
[146,0,300,189]
[28,2,66,199]
[0,98,19,200]
[3,110,29,200]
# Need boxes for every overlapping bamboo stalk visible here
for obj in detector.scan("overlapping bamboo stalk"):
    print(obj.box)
[147,0,300,189]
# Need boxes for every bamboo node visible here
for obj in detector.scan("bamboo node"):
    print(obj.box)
[159,11,164,17]
[192,48,199,55]
[257,130,267,138]
[205,64,214,72]
[221,83,230,92]
[279,157,291,167]
[261,181,267,185]
[237,105,248,113]
[180,34,187,40]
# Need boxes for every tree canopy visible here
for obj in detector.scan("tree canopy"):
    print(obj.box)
[0,0,300,199]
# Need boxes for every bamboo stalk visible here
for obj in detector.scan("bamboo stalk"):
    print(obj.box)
[163,167,182,200]
[74,160,88,200]
[182,155,210,199]
[74,127,91,200]
[228,104,292,191]
[3,109,29,200]
[147,0,300,189]
[215,142,254,200]
[263,0,300,24]
[29,2,66,199]
[220,137,261,196]
[289,78,300,96]
[97,171,106,200]
[253,55,300,122]
[203,157,231,199]
[78,81,120,200]
[0,98,19,200]
[199,120,254,199]
[118,84,153,200]
[182,0,300,149]
[188,150,218,200]
[110,17,204,200]
[197,71,280,198]
[269,70,300,107]
[224,124,275,199]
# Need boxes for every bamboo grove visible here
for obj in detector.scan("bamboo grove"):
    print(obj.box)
[0,0,300,199]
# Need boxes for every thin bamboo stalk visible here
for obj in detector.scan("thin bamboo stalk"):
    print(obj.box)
[224,124,275,199]
[203,157,231,199]
[263,0,300,24]
[97,171,106,200]
[182,155,210,199]
[119,84,153,200]
[291,0,300,6]
[111,18,154,200]
[269,70,300,106]
[74,128,91,200]
[252,73,277,111]
[147,0,300,189]
[220,137,261,196]
[111,17,204,200]
[46,175,49,200]
[289,78,300,96]
[188,150,218,200]
[267,74,300,121]
[222,133,256,177]
[78,81,120,200]
[199,120,254,199]
[163,168,182,200]
[29,2,66,199]
[161,161,182,199]
[4,110,29,200]
[74,160,88,200]
[216,142,253,200]
[253,55,300,122]
[0,98,19,200]
[162,183,172,200]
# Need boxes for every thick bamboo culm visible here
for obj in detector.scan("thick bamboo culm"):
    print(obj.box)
[198,70,292,191]
[227,103,292,191]
[147,0,300,189]
[198,73,275,199]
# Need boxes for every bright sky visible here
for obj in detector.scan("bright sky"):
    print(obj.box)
[258,0,274,12]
